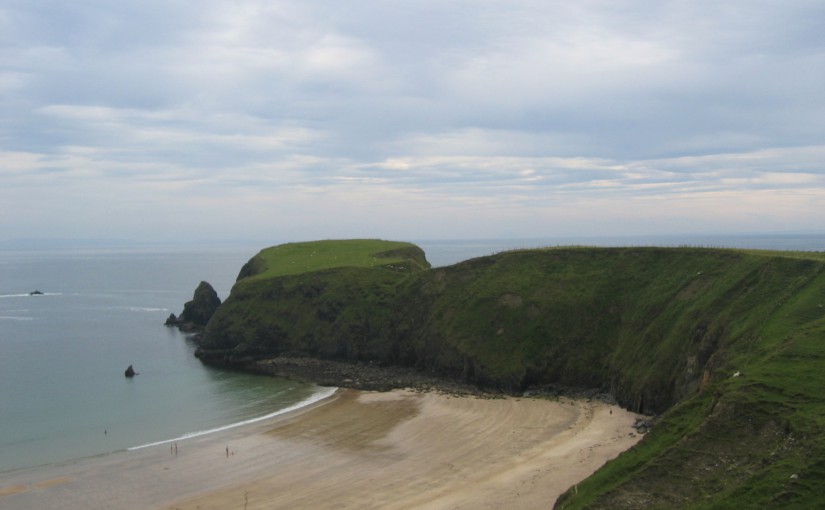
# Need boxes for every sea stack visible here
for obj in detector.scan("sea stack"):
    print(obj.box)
[166,281,221,332]
[124,365,136,377]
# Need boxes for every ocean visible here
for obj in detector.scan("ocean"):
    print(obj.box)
[0,245,328,474]
[1,234,823,474]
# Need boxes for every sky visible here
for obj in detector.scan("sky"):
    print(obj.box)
[2,0,825,244]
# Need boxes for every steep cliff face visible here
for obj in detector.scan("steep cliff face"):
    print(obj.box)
[188,241,825,508]
[200,266,409,360]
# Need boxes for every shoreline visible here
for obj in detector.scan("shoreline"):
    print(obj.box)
[204,354,620,404]
[0,388,346,509]
[0,383,337,476]
[0,388,645,510]
[126,385,338,451]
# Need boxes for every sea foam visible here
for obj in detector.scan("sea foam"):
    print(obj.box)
[128,385,338,451]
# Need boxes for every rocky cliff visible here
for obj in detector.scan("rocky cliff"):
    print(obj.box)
[166,280,221,332]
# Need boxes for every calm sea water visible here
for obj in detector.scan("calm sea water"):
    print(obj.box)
[0,246,325,474]
[1,235,823,474]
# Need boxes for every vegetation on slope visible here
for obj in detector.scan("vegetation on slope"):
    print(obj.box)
[200,239,429,359]
[556,260,825,509]
[193,240,825,508]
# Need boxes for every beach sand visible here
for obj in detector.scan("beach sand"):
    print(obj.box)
[0,389,643,510]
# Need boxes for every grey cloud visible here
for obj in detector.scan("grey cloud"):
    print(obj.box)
[2,0,824,241]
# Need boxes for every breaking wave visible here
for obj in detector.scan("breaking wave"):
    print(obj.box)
[128,386,338,451]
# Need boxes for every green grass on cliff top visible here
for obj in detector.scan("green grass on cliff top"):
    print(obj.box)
[242,239,427,280]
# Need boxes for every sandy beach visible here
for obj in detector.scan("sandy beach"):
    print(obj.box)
[0,389,643,510]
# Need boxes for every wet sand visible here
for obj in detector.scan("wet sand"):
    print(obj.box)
[0,389,643,510]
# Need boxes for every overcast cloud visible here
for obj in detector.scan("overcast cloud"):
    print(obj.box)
[2,0,824,243]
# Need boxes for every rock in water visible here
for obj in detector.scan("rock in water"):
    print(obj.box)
[164,313,178,326]
[125,365,136,377]
[177,281,221,328]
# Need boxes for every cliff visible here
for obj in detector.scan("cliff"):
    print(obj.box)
[188,240,825,508]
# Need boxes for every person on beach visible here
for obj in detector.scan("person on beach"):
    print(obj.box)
[226,446,229,458]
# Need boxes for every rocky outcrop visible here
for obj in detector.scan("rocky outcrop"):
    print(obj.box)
[165,281,221,332]
[180,281,221,326]
[124,365,137,377]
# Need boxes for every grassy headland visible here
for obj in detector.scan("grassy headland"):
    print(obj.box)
[200,239,430,358]
[235,239,430,281]
[193,240,825,508]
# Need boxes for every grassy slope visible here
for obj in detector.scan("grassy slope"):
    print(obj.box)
[198,242,825,508]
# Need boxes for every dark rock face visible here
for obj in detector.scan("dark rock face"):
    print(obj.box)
[125,365,136,377]
[167,281,221,331]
